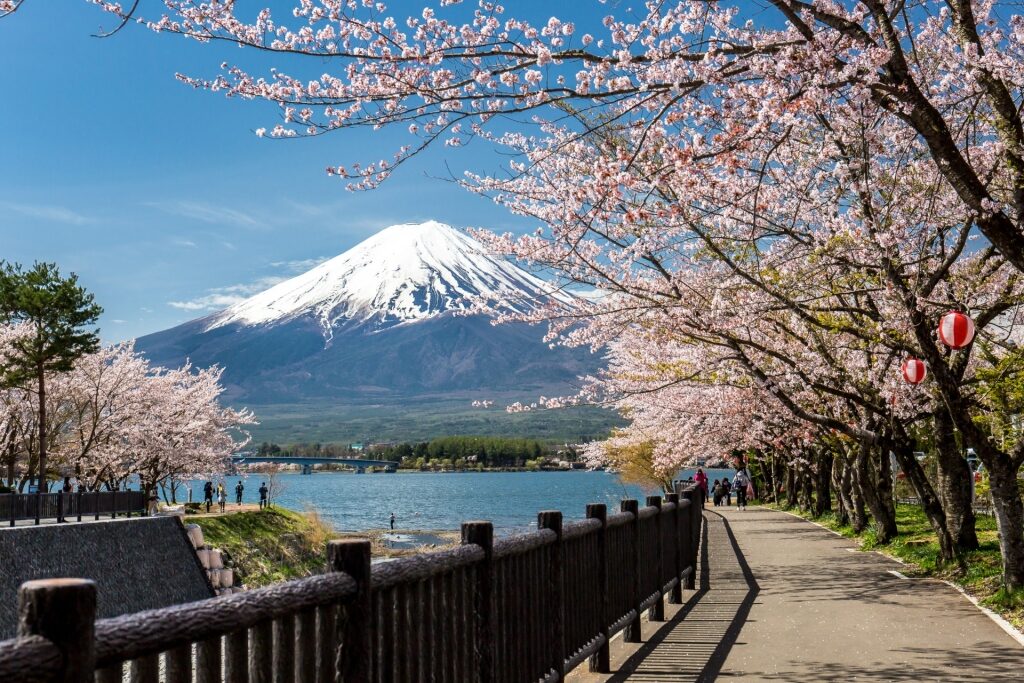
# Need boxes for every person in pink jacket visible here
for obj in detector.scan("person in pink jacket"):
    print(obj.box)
[694,468,709,506]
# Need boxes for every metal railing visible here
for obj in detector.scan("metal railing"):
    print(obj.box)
[1,490,147,526]
[0,486,704,682]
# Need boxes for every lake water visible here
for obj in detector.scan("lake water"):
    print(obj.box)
[201,467,735,533]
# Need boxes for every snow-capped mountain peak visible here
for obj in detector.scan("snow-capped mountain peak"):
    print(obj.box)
[206,220,569,336]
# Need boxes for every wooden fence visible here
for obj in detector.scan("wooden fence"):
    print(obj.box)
[1,491,147,526]
[0,487,703,682]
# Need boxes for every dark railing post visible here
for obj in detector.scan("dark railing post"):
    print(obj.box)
[76,491,83,523]
[684,489,700,589]
[646,496,664,622]
[94,491,101,521]
[328,539,371,682]
[462,520,494,683]
[666,493,683,604]
[621,499,642,643]
[586,503,610,673]
[111,490,118,520]
[538,510,564,680]
[34,491,41,525]
[57,492,65,523]
[18,578,97,682]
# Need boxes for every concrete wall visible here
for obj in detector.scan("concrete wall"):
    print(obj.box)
[0,516,214,639]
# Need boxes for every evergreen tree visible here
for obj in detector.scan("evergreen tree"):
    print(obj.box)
[0,262,102,491]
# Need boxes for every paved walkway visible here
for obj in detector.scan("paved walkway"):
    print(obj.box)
[570,506,1024,681]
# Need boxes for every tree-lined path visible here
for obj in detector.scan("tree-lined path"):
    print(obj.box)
[572,508,1024,682]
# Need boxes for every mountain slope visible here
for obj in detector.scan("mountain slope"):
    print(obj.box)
[137,221,599,407]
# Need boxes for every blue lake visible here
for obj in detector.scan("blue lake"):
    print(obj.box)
[198,468,735,533]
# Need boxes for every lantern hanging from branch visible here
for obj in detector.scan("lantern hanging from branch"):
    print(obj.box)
[937,311,975,349]
[901,358,927,385]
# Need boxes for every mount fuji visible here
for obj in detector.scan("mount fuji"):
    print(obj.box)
[136,222,600,411]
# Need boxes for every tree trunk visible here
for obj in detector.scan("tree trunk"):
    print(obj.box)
[800,466,814,513]
[814,451,834,517]
[5,444,15,488]
[887,429,958,564]
[785,465,798,508]
[845,452,868,533]
[877,447,897,527]
[36,365,47,492]
[855,441,898,543]
[832,455,850,525]
[933,410,979,552]
[987,458,1024,591]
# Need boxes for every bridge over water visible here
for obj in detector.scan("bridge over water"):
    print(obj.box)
[230,455,396,474]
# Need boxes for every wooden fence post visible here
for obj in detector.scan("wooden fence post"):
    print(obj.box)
[646,497,664,622]
[18,578,97,683]
[462,521,495,683]
[665,493,683,604]
[681,489,697,590]
[328,539,371,682]
[538,510,564,680]
[586,503,610,673]
[620,499,642,643]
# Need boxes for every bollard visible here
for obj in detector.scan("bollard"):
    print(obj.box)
[587,503,610,673]
[462,521,495,683]
[538,510,565,679]
[18,578,97,683]
[329,539,372,682]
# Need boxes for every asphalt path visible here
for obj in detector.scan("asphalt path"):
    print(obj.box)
[570,505,1024,681]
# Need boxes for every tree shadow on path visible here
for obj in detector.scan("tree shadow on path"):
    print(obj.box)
[604,509,758,682]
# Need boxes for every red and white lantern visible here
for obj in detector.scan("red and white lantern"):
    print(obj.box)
[901,358,927,385]
[937,311,975,349]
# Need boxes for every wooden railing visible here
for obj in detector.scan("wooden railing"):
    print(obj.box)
[0,487,703,682]
[1,490,147,526]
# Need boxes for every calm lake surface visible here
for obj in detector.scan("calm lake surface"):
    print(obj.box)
[210,468,734,532]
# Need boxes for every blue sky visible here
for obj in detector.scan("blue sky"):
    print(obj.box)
[1,1,778,342]
[0,1,543,341]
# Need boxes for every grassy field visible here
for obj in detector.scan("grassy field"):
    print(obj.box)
[243,397,624,445]
[768,502,1023,629]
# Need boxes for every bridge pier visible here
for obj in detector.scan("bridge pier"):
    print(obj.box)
[355,467,365,474]
[301,465,313,475]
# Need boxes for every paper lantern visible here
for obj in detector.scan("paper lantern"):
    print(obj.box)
[901,358,927,384]
[937,311,975,349]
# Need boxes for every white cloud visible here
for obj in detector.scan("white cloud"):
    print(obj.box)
[0,200,93,225]
[270,256,329,273]
[147,200,265,229]
[111,319,128,324]
[167,275,287,312]
[173,238,198,248]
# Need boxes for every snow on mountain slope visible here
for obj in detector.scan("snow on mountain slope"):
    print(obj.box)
[207,221,571,337]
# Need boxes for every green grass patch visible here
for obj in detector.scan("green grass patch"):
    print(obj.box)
[192,507,333,588]
[768,502,1022,629]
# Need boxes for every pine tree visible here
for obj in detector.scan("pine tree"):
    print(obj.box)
[0,262,102,491]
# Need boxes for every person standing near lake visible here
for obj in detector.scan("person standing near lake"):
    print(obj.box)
[723,478,732,506]
[203,481,213,513]
[235,480,244,506]
[390,512,396,530]
[258,482,268,509]
[217,484,226,513]
[694,468,708,506]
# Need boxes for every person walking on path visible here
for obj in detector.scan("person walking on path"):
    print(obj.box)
[723,478,732,506]
[203,481,214,513]
[694,468,709,505]
[390,512,396,530]
[733,468,750,509]
[147,488,159,516]
[235,481,244,506]
[258,482,268,509]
